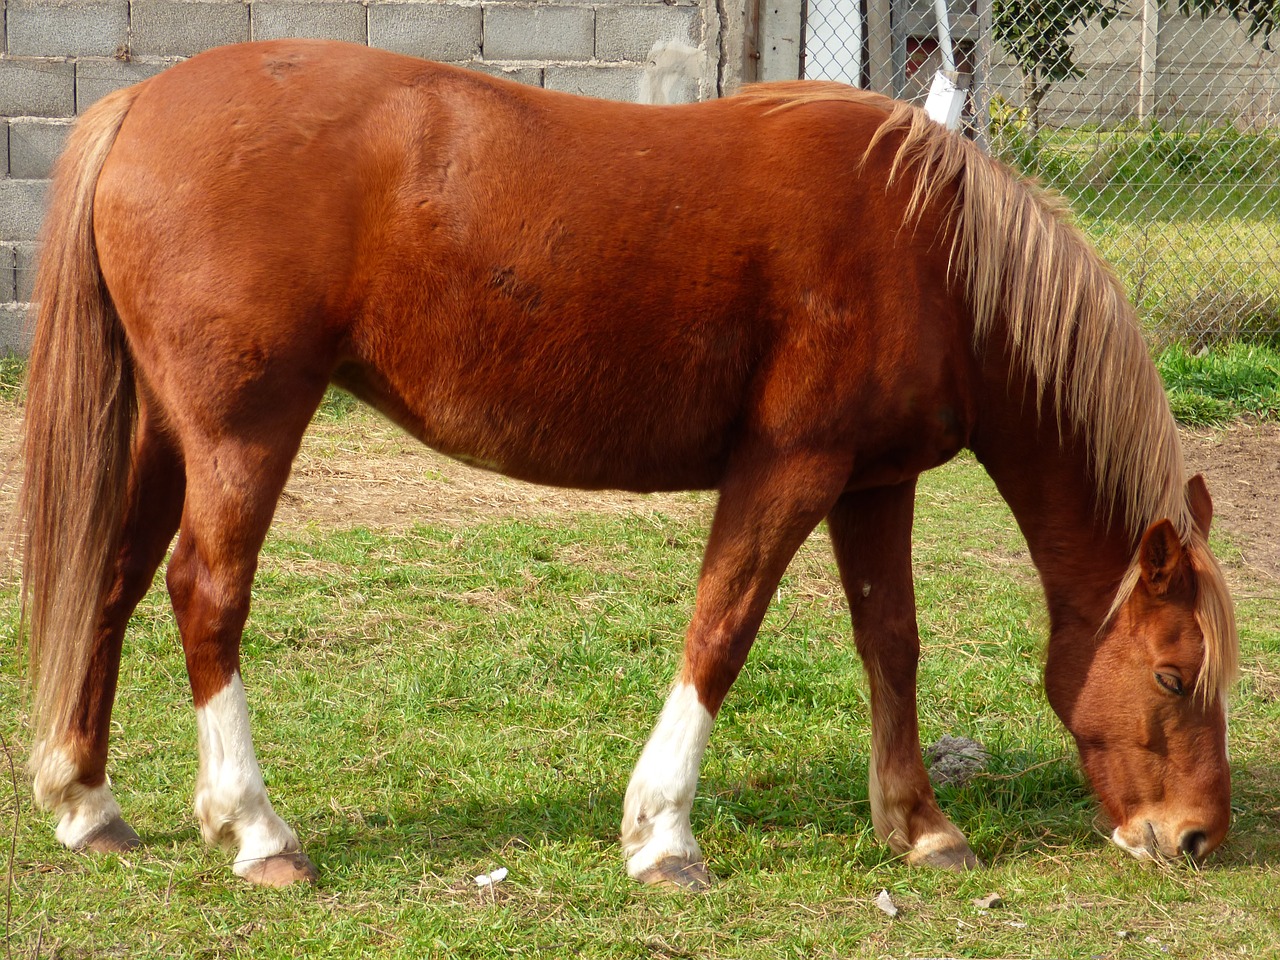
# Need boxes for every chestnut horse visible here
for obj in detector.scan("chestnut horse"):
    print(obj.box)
[19,40,1238,888]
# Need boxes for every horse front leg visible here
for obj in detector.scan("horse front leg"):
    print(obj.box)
[621,451,851,888]
[828,482,978,870]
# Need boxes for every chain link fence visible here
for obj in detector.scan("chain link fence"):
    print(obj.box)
[802,0,1280,349]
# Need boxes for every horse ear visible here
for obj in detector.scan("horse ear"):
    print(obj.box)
[1139,519,1184,596]
[1186,473,1213,539]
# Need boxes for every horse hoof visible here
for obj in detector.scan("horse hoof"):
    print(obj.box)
[636,857,713,891]
[77,816,141,854]
[908,843,981,871]
[238,851,319,888]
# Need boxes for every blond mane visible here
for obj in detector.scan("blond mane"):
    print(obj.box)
[735,82,1238,698]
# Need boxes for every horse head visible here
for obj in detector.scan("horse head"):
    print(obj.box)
[1045,475,1236,862]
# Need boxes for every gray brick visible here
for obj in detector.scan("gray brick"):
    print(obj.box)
[252,2,369,43]
[544,64,642,101]
[15,244,41,303]
[596,6,699,62]
[0,59,77,118]
[130,1,251,58]
[0,305,34,356]
[8,120,73,180]
[0,180,49,244]
[7,1,131,59]
[0,246,16,304]
[462,61,543,87]
[76,59,172,110]
[483,6,595,61]
[369,4,483,61]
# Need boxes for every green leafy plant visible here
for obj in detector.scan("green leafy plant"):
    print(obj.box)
[992,0,1124,133]
[1157,340,1280,423]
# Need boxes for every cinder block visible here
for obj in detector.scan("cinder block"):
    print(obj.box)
[76,59,172,110]
[0,305,34,357]
[0,59,77,118]
[1072,16,1141,68]
[595,6,700,62]
[9,120,73,180]
[369,3,483,61]
[0,246,16,304]
[6,1,131,59]
[462,62,544,87]
[15,244,41,303]
[1,123,8,178]
[1158,14,1258,68]
[544,64,643,102]
[130,1,251,57]
[0,180,49,244]
[483,6,595,62]
[252,2,369,44]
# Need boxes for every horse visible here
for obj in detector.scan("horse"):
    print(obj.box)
[18,39,1238,888]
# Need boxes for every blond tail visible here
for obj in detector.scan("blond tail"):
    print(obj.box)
[19,85,141,789]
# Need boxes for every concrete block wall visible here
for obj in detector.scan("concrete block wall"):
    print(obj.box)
[1,0,725,351]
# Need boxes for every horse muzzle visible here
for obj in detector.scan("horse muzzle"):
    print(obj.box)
[1110,816,1226,863]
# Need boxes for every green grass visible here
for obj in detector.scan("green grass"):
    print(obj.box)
[0,353,26,402]
[3,430,1278,959]
[1155,341,1280,425]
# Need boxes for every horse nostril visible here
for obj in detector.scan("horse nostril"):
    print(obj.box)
[1178,830,1209,859]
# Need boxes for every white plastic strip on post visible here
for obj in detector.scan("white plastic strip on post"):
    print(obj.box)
[925,0,964,130]
[933,0,956,74]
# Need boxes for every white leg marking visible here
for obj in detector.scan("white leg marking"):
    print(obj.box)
[867,724,970,863]
[30,742,125,850]
[866,745,903,849]
[621,682,714,878]
[194,674,300,878]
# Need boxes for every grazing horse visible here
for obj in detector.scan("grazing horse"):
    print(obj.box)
[19,40,1238,888]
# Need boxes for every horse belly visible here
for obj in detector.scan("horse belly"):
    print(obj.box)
[341,280,758,492]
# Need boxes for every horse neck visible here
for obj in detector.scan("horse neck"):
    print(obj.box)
[969,363,1136,636]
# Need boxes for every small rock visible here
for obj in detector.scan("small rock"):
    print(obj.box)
[925,735,989,786]
[1117,930,1134,940]
[973,892,1003,910]
[875,889,899,918]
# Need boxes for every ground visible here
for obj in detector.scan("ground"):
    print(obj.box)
[1,403,1276,580]
[282,411,1280,582]
[1180,421,1280,580]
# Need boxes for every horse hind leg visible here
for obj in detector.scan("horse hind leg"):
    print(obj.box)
[828,482,978,870]
[621,450,852,888]
[31,406,185,854]
[164,406,322,886]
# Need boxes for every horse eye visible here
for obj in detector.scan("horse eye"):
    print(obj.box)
[1155,671,1185,696]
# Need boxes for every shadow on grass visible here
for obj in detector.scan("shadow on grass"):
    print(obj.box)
[289,748,1223,877]
[112,752,1277,877]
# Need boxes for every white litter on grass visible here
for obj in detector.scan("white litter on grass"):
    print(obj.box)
[875,889,899,918]
[474,867,508,887]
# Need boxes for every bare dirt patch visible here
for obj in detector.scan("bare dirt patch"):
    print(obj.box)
[1,402,1276,581]
[1180,421,1280,583]
[277,412,712,530]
